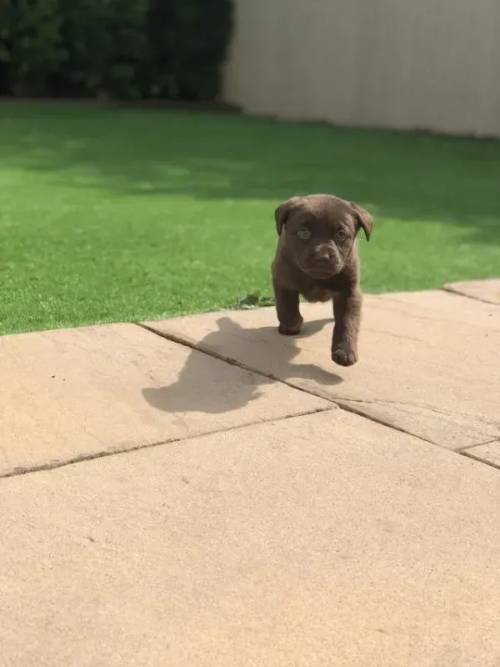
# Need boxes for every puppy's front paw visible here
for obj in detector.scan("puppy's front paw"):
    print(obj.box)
[332,345,358,366]
[278,317,303,336]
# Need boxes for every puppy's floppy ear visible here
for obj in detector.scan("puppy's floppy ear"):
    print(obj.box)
[350,202,374,241]
[274,196,301,235]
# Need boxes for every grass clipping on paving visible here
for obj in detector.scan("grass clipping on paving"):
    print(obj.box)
[0,102,499,335]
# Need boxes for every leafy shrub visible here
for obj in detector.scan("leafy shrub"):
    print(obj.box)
[145,0,233,100]
[0,0,64,95]
[0,0,233,100]
[54,0,147,99]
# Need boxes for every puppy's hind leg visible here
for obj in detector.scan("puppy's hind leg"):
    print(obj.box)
[273,283,303,335]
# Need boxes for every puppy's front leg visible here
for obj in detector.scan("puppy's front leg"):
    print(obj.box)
[273,283,303,335]
[332,291,362,366]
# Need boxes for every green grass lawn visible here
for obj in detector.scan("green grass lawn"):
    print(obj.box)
[0,102,499,335]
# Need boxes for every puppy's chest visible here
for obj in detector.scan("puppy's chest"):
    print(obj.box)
[301,285,337,303]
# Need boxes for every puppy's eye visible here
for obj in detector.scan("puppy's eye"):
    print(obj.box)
[297,227,311,240]
[336,230,348,242]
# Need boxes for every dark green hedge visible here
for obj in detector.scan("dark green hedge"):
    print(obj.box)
[0,0,233,99]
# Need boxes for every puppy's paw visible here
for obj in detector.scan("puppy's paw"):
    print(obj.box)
[332,345,358,366]
[278,317,303,336]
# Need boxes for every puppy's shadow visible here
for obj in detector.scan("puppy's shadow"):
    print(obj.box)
[143,315,342,415]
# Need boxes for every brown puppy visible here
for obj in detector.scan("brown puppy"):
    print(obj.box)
[271,194,373,366]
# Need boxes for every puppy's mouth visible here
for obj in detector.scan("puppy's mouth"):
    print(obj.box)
[303,265,341,280]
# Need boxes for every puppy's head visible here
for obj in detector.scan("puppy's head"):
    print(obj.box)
[275,194,373,279]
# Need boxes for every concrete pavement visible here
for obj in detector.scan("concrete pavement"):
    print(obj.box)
[0,323,328,477]
[145,289,500,450]
[444,278,500,304]
[1,279,499,666]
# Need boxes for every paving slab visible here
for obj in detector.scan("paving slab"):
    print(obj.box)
[444,278,500,304]
[368,289,500,330]
[1,410,500,667]
[0,323,329,477]
[144,291,500,450]
[463,441,500,468]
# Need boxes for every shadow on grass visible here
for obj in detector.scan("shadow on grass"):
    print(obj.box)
[142,315,339,414]
[1,102,500,246]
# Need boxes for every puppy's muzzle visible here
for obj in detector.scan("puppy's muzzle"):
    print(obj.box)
[306,244,342,278]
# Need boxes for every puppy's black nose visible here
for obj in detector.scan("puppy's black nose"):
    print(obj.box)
[313,247,334,263]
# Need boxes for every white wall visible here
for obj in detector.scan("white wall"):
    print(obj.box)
[223,0,500,137]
